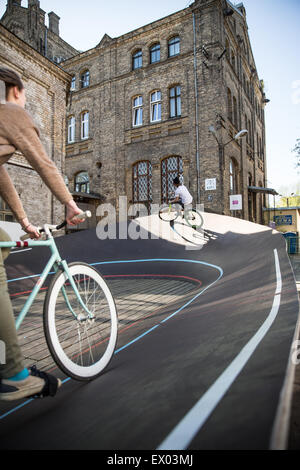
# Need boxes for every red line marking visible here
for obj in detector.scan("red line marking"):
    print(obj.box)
[10,274,202,297]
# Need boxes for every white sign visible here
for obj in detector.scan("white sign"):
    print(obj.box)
[230,194,243,211]
[205,178,217,191]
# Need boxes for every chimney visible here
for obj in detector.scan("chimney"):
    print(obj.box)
[48,11,60,36]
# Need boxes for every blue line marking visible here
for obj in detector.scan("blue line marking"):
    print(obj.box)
[1,258,223,421]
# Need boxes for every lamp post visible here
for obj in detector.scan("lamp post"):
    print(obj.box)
[209,126,248,214]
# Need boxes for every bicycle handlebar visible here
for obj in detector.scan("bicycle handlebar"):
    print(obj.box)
[20,210,92,241]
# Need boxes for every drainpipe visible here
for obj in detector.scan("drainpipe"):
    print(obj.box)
[193,11,201,204]
[44,27,48,58]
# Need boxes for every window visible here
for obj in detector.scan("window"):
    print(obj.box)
[225,38,230,61]
[169,86,181,118]
[168,36,180,57]
[150,91,162,123]
[229,159,238,194]
[0,196,14,222]
[132,161,152,209]
[75,172,90,194]
[132,50,142,70]
[133,96,143,127]
[70,76,76,91]
[227,88,232,122]
[81,70,90,88]
[233,96,238,128]
[161,156,183,203]
[67,116,75,143]
[81,111,89,139]
[231,51,236,71]
[150,43,160,64]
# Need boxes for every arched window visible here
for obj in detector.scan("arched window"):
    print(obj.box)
[161,156,183,203]
[150,43,160,64]
[132,161,152,208]
[80,70,90,88]
[132,49,142,70]
[67,116,75,143]
[229,159,238,194]
[75,172,90,194]
[168,36,180,57]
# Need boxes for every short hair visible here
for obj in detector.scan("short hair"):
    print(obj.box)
[0,67,24,99]
[173,177,180,185]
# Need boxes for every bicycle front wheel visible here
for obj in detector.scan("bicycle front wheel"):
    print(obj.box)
[159,203,181,222]
[44,262,118,381]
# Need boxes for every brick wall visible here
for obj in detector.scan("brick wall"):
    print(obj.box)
[0,24,71,226]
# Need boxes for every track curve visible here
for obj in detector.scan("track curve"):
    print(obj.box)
[0,213,298,450]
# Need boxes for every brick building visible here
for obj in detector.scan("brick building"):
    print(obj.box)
[0,23,71,225]
[62,0,269,223]
[0,0,78,64]
[1,0,270,225]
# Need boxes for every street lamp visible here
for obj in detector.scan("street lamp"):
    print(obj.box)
[209,126,248,146]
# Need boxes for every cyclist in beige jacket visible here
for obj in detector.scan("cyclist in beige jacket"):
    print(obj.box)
[0,67,84,401]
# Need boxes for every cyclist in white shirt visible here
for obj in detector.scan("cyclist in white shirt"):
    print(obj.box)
[170,177,193,209]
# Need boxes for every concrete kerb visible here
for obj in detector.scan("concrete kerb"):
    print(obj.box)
[270,250,300,449]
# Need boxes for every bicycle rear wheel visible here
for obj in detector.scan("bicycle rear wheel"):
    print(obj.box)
[184,208,204,229]
[44,262,118,381]
[159,203,181,222]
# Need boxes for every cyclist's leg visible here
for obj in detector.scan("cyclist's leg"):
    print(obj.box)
[0,228,25,379]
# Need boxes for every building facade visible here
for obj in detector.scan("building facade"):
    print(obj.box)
[0,23,71,225]
[61,0,269,223]
[1,0,78,64]
[1,0,269,225]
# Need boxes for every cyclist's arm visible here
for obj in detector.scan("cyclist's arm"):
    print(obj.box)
[2,105,73,207]
[169,196,180,203]
[0,164,26,222]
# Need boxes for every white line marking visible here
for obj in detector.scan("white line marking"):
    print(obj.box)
[157,249,282,450]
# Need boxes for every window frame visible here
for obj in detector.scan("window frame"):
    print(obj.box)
[80,70,90,89]
[161,156,183,203]
[168,36,180,58]
[169,85,181,118]
[150,43,160,64]
[70,75,76,91]
[150,90,162,123]
[67,115,75,144]
[132,95,143,127]
[132,160,153,208]
[132,49,143,70]
[81,111,89,140]
[74,171,90,194]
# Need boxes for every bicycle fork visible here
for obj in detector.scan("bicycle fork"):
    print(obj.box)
[57,260,94,322]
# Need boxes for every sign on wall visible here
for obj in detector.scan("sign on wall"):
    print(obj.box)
[230,195,243,211]
[205,178,217,191]
[274,215,293,226]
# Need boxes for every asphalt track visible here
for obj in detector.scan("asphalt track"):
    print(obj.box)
[0,212,299,450]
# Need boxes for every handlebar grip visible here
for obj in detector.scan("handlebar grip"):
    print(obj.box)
[20,228,43,242]
[20,211,92,241]
[72,210,92,223]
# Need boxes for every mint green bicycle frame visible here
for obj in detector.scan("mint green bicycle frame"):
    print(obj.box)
[0,237,92,331]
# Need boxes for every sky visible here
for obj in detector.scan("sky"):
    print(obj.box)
[0,0,299,198]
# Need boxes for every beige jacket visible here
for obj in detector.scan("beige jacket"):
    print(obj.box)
[0,102,72,222]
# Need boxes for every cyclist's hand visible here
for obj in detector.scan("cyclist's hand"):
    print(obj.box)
[24,223,41,239]
[65,200,85,226]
